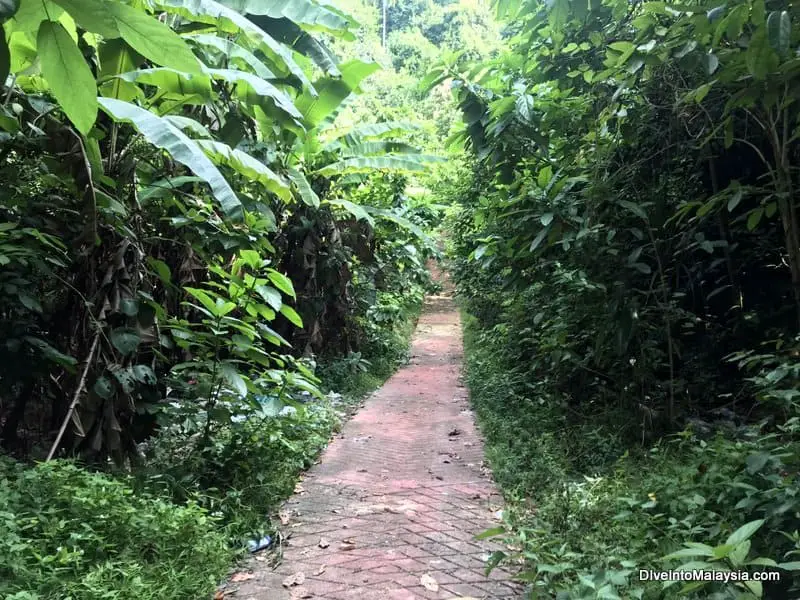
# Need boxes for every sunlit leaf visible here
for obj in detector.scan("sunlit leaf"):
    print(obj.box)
[37,20,97,134]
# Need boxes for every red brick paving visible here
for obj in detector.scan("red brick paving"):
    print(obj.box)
[227,290,523,599]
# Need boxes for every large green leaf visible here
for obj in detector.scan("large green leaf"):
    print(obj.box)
[250,16,340,76]
[51,0,120,37]
[287,166,319,207]
[197,140,292,201]
[296,60,380,128]
[217,0,356,39]
[98,39,143,101]
[186,33,275,79]
[107,2,201,74]
[766,11,791,56]
[205,68,301,121]
[113,68,214,99]
[98,97,242,218]
[156,0,314,93]
[316,154,443,177]
[163,115,211,138]
[10,0,62,31]
[37,20,97,134]
[340,141,419,158]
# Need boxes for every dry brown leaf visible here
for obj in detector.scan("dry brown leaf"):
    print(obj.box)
[282,572,306,588]
[318,538,330,548]
[213,592,225,600]
[230,571,255,582]
[420,574,439,591]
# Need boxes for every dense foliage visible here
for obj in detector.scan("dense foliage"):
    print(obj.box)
[0,0,447,597]
[441,0,800,597]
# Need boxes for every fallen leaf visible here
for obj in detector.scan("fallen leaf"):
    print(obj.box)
[420,574,439,591]
[448,428,462,437]
[213,592,224,600]
[318,538,330,548]
[230,572,255,582]
[315,565,326,576]
[294,483,305,494]
[282,572,306,588]
[279,510,291,525]
[289,589,313,600]
[340,542,357,551]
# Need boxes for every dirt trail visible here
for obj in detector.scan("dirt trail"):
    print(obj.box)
[229,281,522,599]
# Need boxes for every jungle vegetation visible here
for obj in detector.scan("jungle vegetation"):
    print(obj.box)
[2,0,800,599]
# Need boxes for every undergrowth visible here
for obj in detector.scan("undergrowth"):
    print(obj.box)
[0,459,231,600]
[463,314,800,599]
[0,268,430,600]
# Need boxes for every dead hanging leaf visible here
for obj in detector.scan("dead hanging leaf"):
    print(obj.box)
[230,571,255,582]
[420,574,439,591]
[282,572,306,588]
[279,510,291,525]
[318,538,330,548]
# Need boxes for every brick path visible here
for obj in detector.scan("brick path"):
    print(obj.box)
[228,291,523,600]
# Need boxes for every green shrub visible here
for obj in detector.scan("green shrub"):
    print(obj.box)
[0,458,231,600]
[138,396,340,543]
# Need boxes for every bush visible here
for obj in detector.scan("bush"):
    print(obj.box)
[137,395,340,543]
[462,314,800,599]
[0,458,231,600]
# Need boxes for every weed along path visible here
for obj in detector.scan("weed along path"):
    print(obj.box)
[226,289,522,600]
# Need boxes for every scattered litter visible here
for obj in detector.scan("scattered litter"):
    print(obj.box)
[230,571,255,582]
[246,536,271,553]
[420,574,439,591]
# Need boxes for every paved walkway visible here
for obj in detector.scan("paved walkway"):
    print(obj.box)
[228,290,522,599]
